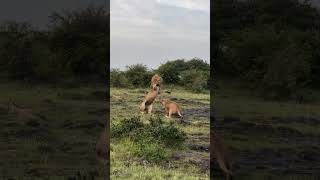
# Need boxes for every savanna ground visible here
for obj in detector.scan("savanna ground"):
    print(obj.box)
[213,79,320,180]
[0,80,107,179]
[110,87,210,180]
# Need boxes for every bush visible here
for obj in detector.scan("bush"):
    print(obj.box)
[111,116,186,163]
[0,6,109,83]
[180,69,209,92]
[157,58,209,86]
[110,69,130,88]
[111,116,144,138]
[157,59,187,84]
[223,25,313,99]
[124,64,152,88]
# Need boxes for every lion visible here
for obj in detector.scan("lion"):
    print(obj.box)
[150,74,162,92]
[211,131,233,180]
[139,74,161,114]
[159,99,183,120]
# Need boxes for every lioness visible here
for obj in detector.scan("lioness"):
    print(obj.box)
[139,74,161,114]
[211,131,233,180]
[159,99,183,120]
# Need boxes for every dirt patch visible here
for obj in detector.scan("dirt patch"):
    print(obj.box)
[187,144,209,152]
[184,108,210,118]
[217,115,320,176]
[171,98,208,106]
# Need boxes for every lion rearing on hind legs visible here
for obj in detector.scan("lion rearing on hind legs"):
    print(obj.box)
[139,74,162,114]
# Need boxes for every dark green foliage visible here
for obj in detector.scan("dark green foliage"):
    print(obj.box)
[157,59,187,84]
[157,58,209,85]
[111,116,144,138]
[111,116,186,163]
[214,0,320,100]
[180,69,209,93]
[125,64,152,87]
[110,69,129,88]
[110,58,210,92]
[0,6,108,83]
[49,6,108,80]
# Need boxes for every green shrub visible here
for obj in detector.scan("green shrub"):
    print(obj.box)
[110,68,130,88]
[111,116,186,163]
[180,69,209,92]
[124,64,152,88]
[134,137,168,163]
[147,117,186,147]
[111,116,144,138]
[157,59,209,86]
[157,59,187,84]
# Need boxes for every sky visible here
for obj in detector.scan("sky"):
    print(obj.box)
[111,0,210,70]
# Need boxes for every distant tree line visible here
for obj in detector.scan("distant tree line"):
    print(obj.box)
[0,6,108,84]
[110,58,210,93]
[213,0,320,100]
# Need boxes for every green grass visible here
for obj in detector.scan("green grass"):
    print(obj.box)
[111,87,210,179]
[0,80,106,178]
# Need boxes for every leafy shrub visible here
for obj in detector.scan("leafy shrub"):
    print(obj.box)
[0,6,108,83]
[223,25,313,99]
[110,69,130,88]
[111,116,144,138]
[180,69,209,92]
[111,116,186,163]
[134,137,169,163]
[157,58,209,86]
[124,64,152,88]
[157,59,187,84]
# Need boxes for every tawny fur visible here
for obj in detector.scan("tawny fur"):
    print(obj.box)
[211,131,233,180]
[150,74,162,91]
[139,74,161,114]
[96,125,110,178]
[159,99,183,119]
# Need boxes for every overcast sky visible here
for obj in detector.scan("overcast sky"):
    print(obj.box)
[111,0,210,70]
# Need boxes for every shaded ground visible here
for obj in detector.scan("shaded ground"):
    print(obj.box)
[212,79,320,179]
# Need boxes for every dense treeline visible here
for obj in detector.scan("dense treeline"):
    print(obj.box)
[0,6,108,84]
[111,58,210,92]
[213,0,320,100]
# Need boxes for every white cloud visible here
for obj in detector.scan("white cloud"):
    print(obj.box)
[111,0,210,69]
[156,0,209,13]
